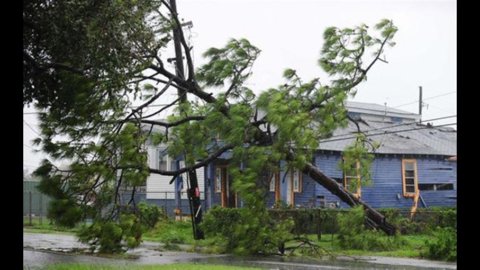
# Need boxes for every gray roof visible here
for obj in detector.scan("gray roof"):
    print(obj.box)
[345,101,420,121]
[140,103,455,156]
[319,119,456,156]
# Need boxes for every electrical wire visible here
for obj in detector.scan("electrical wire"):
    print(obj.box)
[392,91,456,108]
[23,120,41,136]
[318,115,456,141]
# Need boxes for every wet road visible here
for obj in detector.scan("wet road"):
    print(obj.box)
[23,232,457,270]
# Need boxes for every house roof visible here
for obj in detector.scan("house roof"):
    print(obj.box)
[319,119,456,156]
[345,101,420,122]
[141,102,456,157]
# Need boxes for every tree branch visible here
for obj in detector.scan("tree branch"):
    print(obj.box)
[117,144,234,179]
[123,78,173,122]
[139,116,205,128]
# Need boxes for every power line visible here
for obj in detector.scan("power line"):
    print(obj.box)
[392,91,456,108]
[325,115,456,140]
[23,120,41,136]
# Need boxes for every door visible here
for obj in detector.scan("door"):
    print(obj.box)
[274,172,281,203]
[219,166,237,208]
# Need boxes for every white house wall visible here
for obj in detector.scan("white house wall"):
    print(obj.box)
[145,145,205,200]
[146,145,172,199]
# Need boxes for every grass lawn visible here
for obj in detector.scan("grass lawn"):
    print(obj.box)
[143,220,195,245]
[43,263,261,270]
[24,218,438,260]
[295,233,435,258]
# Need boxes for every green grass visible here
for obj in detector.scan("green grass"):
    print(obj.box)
[143,220,195,245]
[43,263,261,270]
[24,217,441,260]
[296,233,435,258]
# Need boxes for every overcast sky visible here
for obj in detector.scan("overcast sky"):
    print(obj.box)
[23,0,456,173]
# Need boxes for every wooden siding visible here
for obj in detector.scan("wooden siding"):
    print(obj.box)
[146,145,206,200]
[292,173,317,207]
[146,145,174,199]
[311,153,456,209]
[167,152,457,211]
[416,158,457,207]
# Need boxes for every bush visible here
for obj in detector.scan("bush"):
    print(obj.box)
[380,207,457,235]
[422,227,457,261]
[144,219,192,247]
[137,202,165,229]
[337,206,403,251]
[201,206,242,252]
[77,203,164,253]
[268,208,343,236]
[77,212,145,253]
[417,207,456,231]
[201,206,294,255]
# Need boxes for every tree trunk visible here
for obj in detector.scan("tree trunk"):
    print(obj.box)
[302,161,396,235]
[187,170,204,239]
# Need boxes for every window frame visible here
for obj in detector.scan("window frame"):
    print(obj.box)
[269,172,276,192]
[292,170,303,193]
[342,158,361,198]
[402,159,418,197]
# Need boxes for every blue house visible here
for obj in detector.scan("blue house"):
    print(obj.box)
[143,101,456,216]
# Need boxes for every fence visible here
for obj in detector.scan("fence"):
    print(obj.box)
[23,191,52,226]
[23,190,205,226]
[130,191,206,218]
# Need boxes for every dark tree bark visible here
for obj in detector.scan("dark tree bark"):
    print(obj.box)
[187,170,204,239]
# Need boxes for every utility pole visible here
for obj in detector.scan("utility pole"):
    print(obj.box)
[169,0,204,240]
[418,86,423,123]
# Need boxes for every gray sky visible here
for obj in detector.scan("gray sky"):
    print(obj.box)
[23,0,456,173]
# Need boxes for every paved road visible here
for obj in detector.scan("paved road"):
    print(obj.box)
[23,232,457,270]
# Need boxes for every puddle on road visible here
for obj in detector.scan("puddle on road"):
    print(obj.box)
[188,255,457,270]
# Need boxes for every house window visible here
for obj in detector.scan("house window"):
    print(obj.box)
[402,159,418,197]
[269,173,276,192]
[292,170,302,193]
[214,168,222,193]
[343,159,361,197]
[158,151,169,171]
[419,183,454,191]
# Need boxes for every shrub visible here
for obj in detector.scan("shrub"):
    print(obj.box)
[137,202,165,229]
[422,227,457,261]
[79,203,163,253]
[380,207,457,235]
[77,211,148,253]
[268,209,343,236]
[201,206,242,252]
[201,206,294,255]
[337,206,403,251]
